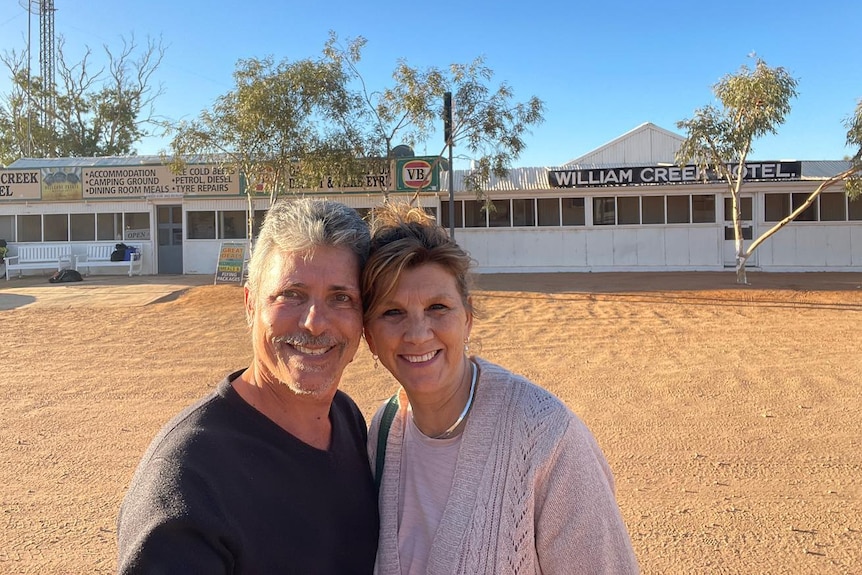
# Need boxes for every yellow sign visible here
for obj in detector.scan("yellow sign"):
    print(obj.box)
[214,242,247,284]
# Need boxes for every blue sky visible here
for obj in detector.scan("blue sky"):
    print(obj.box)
[1,0,859,168]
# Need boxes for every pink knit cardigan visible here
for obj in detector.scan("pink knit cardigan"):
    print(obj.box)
[368,357,640,574]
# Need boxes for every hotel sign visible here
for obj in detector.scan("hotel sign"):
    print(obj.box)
[0,170,41,200]
[548,161,802,188]
[0,164,241,201]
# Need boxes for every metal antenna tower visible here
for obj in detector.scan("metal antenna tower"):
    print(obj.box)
[39,0,56,127]
[19,0,57,138]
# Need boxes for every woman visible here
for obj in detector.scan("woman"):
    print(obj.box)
[362,203,639,574]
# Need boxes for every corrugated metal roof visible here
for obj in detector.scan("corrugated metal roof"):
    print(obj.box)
[7,155,168,168]
[444,167,549,192]
[798,160,854,179]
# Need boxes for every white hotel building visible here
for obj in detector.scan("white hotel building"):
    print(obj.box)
[1,123,860,276]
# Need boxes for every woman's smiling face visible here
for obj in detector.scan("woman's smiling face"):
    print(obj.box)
[364,262,472,401]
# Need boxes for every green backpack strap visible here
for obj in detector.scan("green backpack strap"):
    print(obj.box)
[375,393,400,495]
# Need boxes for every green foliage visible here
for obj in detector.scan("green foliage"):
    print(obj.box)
[845,99,862,199]
[0,35,165,164]
[172,33,544,208]
[168,52,362,201]
[324,33,545,201]
[676,56,861,284]
[676,57,798,181]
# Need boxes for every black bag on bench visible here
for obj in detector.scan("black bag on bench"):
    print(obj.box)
[111,243,129,262]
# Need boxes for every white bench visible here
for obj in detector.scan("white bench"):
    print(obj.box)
[75,244,143,277]
[4,244,73,280]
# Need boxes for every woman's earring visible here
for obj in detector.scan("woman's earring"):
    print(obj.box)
[464,337,470,355]
[373,354,379,369]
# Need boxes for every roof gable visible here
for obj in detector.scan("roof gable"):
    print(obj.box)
[563,122,685,167]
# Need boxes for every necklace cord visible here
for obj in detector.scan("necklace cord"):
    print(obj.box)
[433,360,477,439]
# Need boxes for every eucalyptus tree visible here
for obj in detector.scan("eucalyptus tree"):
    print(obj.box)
[167,53,362,239]
[676,58,861,284]
[323,32,545,202]
[169,33,545,247]
[0,35,165,165]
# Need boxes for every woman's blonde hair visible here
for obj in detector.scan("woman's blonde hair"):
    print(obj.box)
[362,202,476,323]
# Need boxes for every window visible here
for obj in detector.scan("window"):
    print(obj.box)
[561,197,585,226]
[188,211,216,239]
[70,213,96,241]
[617,196,640,225]
[511,199,535,227]
[537,198,560,226]
[724,197,753,221]
[593,197,615,225]
[252,209,268,238]
[158,207,181,225]
[764,193,817,222]
[219,210,246,239]
[642,196,664,224]
[124,212,151,241]
[820,192,846,221]
[850,197,862,221]
[98,213,122,240]
[692,194,715,223]
[17,215,41,241]
[488,199,510,227]
[724,226,753,240]
[0,215,14,242]
[792,193,817,221]
[463,200,485,228]
[667,196,690,224]
[439,200,463,229]
[765,193,790,221]
[44,214,69,241]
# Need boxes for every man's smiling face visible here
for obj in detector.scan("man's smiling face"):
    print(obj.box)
[245,245,363,399]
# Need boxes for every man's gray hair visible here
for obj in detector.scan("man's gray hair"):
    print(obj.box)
[246,199,370,296]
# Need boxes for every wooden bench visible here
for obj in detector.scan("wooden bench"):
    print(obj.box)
[4,244,73,280]
[75,244,143,277]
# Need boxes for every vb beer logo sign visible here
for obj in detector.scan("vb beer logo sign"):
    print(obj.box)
[395,157,440,192]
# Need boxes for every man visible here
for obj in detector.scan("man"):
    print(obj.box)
[117,199,378,574]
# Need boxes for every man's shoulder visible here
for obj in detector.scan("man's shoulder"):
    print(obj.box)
[332,388,361,411]
[331,389,369,440]
[137,372,243,463]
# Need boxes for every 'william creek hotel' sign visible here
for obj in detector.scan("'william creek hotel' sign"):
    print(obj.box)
[548,161,802,188]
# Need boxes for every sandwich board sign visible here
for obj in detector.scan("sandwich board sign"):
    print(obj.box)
[214,242,247,284]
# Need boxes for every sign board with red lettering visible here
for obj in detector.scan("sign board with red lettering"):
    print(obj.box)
[214,242,248,284]
[0,164,242,201]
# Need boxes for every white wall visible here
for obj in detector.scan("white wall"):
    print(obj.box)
[458,225,726,273]
[754,223,861,271]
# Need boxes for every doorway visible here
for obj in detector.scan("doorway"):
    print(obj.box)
[722,195,757,268]
[157,205,183,274]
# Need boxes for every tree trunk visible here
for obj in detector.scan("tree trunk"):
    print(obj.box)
[731,191,749,285]
[735,253,749,285]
